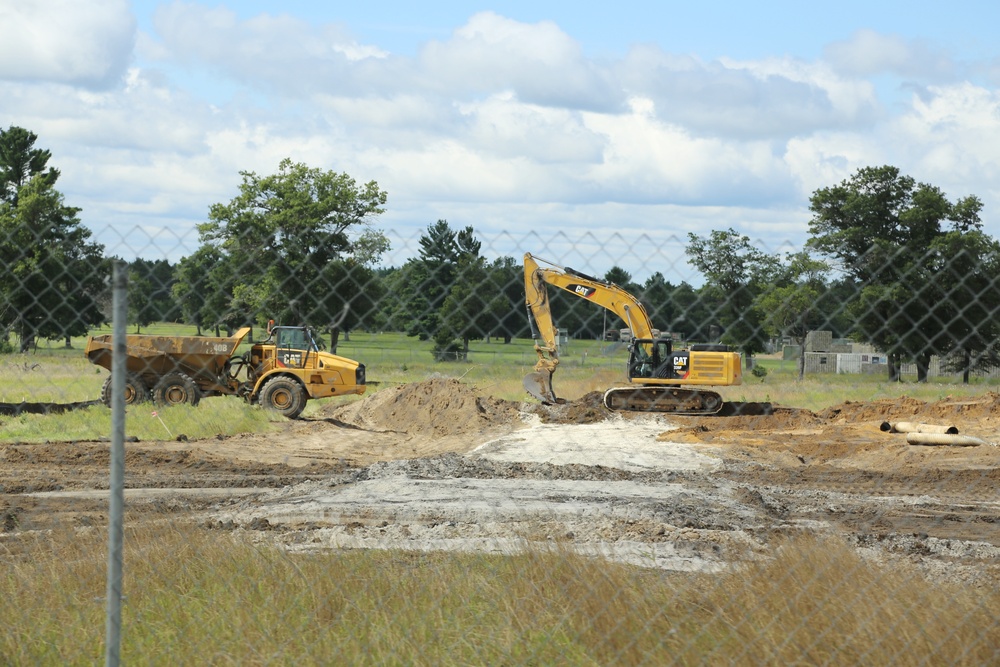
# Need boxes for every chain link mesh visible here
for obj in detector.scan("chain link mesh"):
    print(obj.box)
[3,223,1000,663]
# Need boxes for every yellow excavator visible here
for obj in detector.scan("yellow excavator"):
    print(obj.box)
[523,252,742,414]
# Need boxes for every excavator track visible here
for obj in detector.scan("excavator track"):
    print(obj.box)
[602,386,724,415]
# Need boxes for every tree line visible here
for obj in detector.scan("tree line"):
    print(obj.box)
[2,126,999,382]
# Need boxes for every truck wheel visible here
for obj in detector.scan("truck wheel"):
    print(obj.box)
[259,376,306,419]
[153,372,201,407]
[101,373,148,407]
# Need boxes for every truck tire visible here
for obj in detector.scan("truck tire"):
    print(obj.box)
[259,376,306,419]
[101,373,148,407]
[153,372,201,407]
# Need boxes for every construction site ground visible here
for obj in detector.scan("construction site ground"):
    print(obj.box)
[3,378,1000,583]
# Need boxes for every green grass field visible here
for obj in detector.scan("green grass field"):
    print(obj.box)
[0,323,996,442]
[2,324,998,443]
[1,325,624,442]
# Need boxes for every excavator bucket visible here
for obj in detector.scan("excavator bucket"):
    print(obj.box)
[523,370,559,404]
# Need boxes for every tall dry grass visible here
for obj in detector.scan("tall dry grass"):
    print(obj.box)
[3,522,998,665]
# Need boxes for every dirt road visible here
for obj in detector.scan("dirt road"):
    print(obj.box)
[3,378,1000,580]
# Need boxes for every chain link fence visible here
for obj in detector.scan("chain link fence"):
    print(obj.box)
[3,220,1000,664]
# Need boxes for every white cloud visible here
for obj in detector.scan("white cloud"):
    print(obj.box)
[583,96,795,206]
[149,7,618,108]
[309,88,795,211]
[783,132,883,199]
[824,29,956,81]
[149,2,389,96]
[893,83,1000,195]
[0,0,135,88]
[315,94,449,137]
[0,68,214,158]
[782,82,1000,210]
[722,57,881,120]
[419,11,618,110]
[455,93,604,164]
[618,46,882,140]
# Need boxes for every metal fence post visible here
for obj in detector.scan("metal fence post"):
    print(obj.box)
[105,261,127,667]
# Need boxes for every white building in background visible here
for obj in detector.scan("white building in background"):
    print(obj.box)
[792,331,999,379]
[800,331,889,375]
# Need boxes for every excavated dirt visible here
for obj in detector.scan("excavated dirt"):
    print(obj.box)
[3,379,1000,581]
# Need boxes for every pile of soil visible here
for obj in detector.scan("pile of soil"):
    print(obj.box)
[820,393,1000,427]
[676,406,821,432]
[663,393,1000,437]
[325,377,523,436]
[524,391,613,424]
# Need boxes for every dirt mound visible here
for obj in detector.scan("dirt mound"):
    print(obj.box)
[525,394,788,426]
[820,393,1000,426]
[697,406,822,431]
[524,391,613,424]
[819,397,930,422]
[687,394,1000,434]
[326,383,999,443]
[326,378,523,436]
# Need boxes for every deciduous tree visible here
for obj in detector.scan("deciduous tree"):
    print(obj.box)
[686,228,778,366]
[191,159,388,336]
[807,165,990,381]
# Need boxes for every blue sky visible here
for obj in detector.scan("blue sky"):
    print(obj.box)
[3,1,1000,280]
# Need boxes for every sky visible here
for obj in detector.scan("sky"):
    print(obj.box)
[2,0,999,281]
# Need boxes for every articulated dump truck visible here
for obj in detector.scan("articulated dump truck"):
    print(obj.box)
[85,325,365,419]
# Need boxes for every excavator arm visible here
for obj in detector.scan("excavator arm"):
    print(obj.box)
[523,252,657,403]
[523,253,561,402]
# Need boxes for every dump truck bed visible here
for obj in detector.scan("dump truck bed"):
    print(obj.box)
[84,327,251,381]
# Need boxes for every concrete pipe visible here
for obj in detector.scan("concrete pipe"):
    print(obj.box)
[880,421,959,435]
[904,432,984,447]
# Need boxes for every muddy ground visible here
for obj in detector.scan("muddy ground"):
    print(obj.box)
[3,378,1000,581]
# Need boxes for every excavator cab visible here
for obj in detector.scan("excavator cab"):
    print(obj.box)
[627,340,657,378]
[628,339,692,381]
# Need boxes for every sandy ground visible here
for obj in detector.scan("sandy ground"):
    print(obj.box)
[4,378,1000,581]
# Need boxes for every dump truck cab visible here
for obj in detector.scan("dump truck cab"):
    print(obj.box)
[245,325,366,418]
[252,326,318,371]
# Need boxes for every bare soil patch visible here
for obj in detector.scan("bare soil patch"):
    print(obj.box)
[3,381,999,580]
